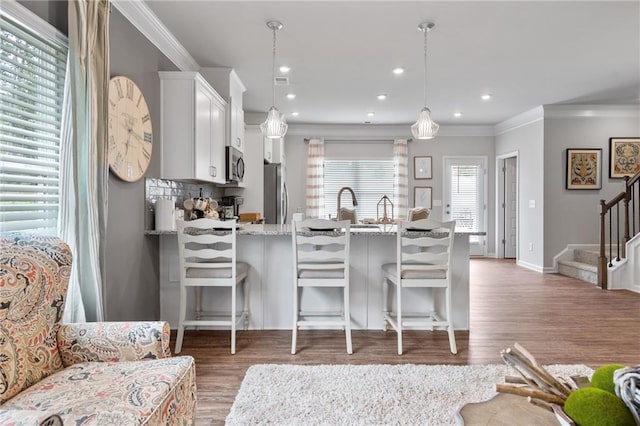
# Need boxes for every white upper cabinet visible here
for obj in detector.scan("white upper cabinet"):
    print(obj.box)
[200,68,246,153]
[159,72,226,184]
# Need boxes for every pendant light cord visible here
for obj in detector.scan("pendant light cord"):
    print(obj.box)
[271,26,276,107]
[423,27,428,108]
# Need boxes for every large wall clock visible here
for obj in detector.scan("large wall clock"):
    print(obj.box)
[108,76,153,182]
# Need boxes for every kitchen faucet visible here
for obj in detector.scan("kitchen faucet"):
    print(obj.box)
[337,186,358,220]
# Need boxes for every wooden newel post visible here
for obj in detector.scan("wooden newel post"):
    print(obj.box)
[598,199,608,290]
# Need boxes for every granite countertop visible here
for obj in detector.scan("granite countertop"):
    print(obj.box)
[145,223,486,237]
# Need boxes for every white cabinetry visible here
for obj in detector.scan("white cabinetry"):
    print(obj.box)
[200,68,246,153]
[159,72,226,184]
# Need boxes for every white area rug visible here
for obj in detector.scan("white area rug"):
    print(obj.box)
[225,363,593,425]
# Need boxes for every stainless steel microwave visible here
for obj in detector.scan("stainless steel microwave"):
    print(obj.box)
[225,146,245,183]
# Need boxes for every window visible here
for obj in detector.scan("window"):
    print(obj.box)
[324,160,394,220]
[0,13,68,234]
[443,157,487,255]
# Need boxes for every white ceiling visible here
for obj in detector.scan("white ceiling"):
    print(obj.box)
[145,1,640,126]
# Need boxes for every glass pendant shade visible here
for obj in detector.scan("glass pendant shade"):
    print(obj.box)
[262,20,288,139]
[411,107,439,140]
[412,22,439,140]
[260,106,288,139]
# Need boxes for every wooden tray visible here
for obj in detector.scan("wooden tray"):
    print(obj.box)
[456,393,559,425]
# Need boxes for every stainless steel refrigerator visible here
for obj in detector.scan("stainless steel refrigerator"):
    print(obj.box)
[264,163,288,224]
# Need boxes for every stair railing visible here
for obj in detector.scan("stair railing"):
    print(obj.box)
[598,174,640,289]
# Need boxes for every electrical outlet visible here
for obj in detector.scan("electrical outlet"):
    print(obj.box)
[529,242,533,251]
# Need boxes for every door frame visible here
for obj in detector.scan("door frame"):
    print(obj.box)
[442,155,488,256]
[495,151,519,259]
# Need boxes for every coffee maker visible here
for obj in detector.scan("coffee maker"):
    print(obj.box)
[220,196,243,220]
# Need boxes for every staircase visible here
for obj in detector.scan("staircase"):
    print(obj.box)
[557,249,598,285]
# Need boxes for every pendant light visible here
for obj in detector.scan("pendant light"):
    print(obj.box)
[260,20,288,139]
[411,22,439,140]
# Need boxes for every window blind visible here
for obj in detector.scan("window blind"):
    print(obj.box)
[0,15,67,234]
[449,165,481,236]
[324,160,394,220]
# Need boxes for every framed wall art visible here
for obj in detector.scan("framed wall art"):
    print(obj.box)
[414,156,432,179]
[414,186,432,209]
[610,137,640,178]
[566,148,601,190]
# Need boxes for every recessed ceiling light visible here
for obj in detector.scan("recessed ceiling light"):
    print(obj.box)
[291,112,299,117]
[392,67,404,75]
[286,93,296,99]
[454,112,463,118]
[481,94,492,100]
[377,94,387,100]
[279,65,290,73]
[367,112,375,117]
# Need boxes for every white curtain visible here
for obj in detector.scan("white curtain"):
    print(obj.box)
[305,138,325,219]
[58,57,85,322]
[59,0,110,322]
[393,139,409,221]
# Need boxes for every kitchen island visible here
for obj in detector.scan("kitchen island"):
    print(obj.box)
[149,224,479,330]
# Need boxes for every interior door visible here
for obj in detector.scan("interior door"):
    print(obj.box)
[504,157,518,258]
[444,157,487,256]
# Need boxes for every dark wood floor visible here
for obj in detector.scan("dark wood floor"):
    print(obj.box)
[174,259,640,425]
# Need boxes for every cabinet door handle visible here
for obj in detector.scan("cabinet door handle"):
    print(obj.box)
[210,166,216,177]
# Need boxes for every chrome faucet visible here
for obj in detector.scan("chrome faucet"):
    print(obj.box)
[337,186,358,220]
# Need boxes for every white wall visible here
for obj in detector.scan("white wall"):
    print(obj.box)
[543,107,640,266]
[495,114,545,270]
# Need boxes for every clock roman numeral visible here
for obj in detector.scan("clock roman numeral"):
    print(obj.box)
[142,114,150,123]
[114,152,123,171]
[114,79,124,99]
[127,162,133,179]
[144,132,152,143]
[137,93,143,107]
[142,145,151,161]
[126,80,134,100]
[109,135,116,150]
[138,160,144,175]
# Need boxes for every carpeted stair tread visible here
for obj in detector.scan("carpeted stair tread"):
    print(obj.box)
[573,249,600,266]
[557,260,598,284]
[557,259,597,272]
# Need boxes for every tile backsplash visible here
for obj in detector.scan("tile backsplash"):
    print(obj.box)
[145,178,222,230]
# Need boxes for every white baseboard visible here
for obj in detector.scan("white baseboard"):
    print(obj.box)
[516,259,544,273]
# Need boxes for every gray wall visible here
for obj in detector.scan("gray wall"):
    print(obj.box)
[495,119,545,269]
[543,114,640,266]
[17,1,67,34]
[106,10,177,320]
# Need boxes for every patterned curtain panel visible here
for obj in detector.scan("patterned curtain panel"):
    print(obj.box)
[393,139,409,221]
[305,139,325,219]
[60,0,110,321]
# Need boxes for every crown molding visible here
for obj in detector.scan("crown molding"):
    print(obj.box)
[543,104,640,119]
[111,0,199,72]
[494,106,544,136]
[1,0,67,47]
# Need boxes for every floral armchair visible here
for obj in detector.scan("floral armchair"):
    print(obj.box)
[0,235,196,425]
